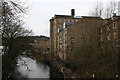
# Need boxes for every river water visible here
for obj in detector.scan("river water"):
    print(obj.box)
[13,55,49,79]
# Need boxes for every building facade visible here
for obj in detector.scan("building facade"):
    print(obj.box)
[57,16,104,61]
[50,9,81,56]
[100,14,120,56]
[50,10,120,77]
[98,15,120,77]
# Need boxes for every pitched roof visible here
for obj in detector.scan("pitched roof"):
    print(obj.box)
[81,16,102,19]
[54,15,83,19]
[55,15,74,18]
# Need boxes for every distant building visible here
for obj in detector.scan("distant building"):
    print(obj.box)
[18,36,50,52]
[35,38,50,53]
[33,36,50,53]
[100,14,120,53]
[49,9,81,56]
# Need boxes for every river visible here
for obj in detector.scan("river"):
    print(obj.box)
[13,55,50,79]
[0,54,2,80]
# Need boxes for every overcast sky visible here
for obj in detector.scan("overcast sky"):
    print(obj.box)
[22,0,120,37]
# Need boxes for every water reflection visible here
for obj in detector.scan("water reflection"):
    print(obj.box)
[0,55,2,80]
[14,55,49,79]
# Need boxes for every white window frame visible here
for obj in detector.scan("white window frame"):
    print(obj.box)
[107,33,111,40]
[113,22,116,29]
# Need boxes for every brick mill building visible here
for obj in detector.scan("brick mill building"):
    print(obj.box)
[49,9,81,56]
[49,9,120,78]
[57,16,104,61]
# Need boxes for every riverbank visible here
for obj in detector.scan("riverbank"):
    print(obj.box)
[28,50,50,66]
[29,50,64,79]
[2,54,18,79]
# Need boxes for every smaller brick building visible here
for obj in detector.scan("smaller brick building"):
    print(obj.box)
[33,36,50,53]
[100,14,120,54]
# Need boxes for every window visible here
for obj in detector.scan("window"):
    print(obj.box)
[81,37,84,40]
[54,20,56,23]
[76,19,78,22]
[72,20,74,23]
[100,28,103,33]
[113,22,116,29]
[113,32,117,40]
[116,44,120,47]
[71,37,75,43]
[64,33,66,37]
[116,39,118,42]
[101,35,103,41]
[107,33,111,40]
[113,43,115,47]
[101,46,103,49]
[59,24,62,28]
[59,19,61,23]
[70,48,73,53]
[107,26,110,31]
[63,22,66,28]
[64,19,66,22]
[68,19,70,23]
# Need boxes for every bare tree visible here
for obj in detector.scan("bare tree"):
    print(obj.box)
[89,2,104,17]
[0,0,33,79]
[104,1,117,18]
[1,0,32,37]
[89,1,117,18]
[0,0,32,52]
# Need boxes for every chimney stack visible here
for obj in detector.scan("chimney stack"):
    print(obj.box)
[113,13,116,17]
[71,9,75,16]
